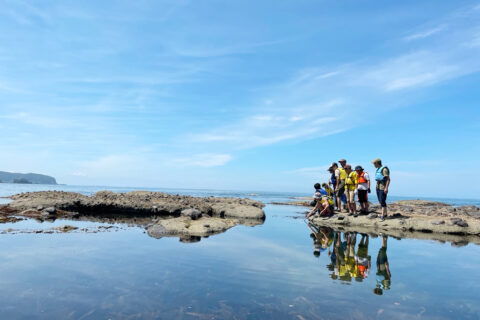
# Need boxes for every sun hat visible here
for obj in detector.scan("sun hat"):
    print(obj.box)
[371,158,382,164]
[355,165,363,171]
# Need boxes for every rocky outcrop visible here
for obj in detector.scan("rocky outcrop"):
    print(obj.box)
[1,190,265,241]
[8,190,265,219]
[307,200,480,237]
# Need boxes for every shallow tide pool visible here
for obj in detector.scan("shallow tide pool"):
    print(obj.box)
[0,185,479,319]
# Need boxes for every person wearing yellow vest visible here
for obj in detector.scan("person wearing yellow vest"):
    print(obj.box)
[322,183,334,197]
[335,159,348,212]
[372,158,390,221]
[344,164,357,215]
[355,165,371,215]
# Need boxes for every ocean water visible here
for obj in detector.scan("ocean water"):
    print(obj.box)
[0,183,479,319]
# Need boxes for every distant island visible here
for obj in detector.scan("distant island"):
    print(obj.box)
[0,171,57,185]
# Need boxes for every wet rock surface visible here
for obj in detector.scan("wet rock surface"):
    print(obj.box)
[278,199,480,238]
[0,191,266,241]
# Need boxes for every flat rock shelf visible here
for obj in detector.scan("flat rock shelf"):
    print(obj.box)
[281,199,480,243]
[0,191,265,240]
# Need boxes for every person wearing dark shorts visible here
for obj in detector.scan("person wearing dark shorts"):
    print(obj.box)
[335,159,348,212]
[372,158,390,221]
[355,165,370,215]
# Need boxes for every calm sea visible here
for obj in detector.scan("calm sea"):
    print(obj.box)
[0,183,479,319]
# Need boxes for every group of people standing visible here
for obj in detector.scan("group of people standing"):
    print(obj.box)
[307,158,391,221]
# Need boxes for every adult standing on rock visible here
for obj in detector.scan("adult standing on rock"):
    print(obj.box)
[335,159,348,212]
[355,166,370,215]
[328,164,338,210]
[372,158,390,221]
[344,164,357,215]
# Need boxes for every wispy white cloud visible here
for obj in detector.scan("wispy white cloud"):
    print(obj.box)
[1,112,80,129]
[169,38,290,58]
[75,154,149,179]
[173,153,233,167]
[404,25,446,41]
[190,99,343,149]
[361,51,460,91]
[183,5,480,158]
[286,165,331,181]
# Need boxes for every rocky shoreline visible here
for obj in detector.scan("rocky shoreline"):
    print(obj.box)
[0,191,265,241]
[2,190,479,243]
[276,199,480,240]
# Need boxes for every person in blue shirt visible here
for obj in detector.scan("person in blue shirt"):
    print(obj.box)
[371,158,391,221]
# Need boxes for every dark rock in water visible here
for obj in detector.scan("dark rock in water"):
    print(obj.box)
[337,215,345,220]
[55,225,78,232]
[451,241,469,247]
[179,236,201,243]
[181,208,202,220]
[431,220,445,225]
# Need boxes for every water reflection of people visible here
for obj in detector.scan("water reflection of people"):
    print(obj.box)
[356,234,371,280]
[308,224,333,257]
[374,235,391,295]
[345,232,357,280]
[306,227,389,290]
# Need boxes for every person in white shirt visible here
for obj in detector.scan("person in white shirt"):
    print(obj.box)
[355,166,370,215]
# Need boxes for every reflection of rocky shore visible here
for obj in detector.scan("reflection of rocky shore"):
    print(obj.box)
[283,199,480,238]
[0,191,265,241]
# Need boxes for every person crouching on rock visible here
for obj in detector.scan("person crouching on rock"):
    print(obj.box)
[307,196,334,219]
[355,165,370,215]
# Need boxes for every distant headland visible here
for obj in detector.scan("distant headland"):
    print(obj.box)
[0,171,57,185]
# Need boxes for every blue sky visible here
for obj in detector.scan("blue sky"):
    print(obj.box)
[1,0,479,198]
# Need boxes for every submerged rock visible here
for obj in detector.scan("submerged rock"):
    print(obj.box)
[147,217,239,239]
